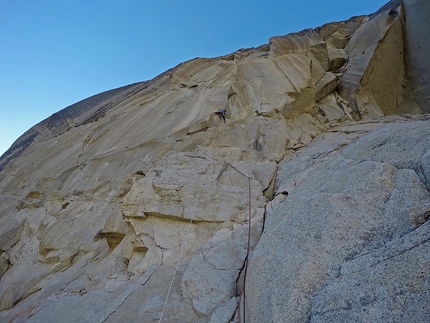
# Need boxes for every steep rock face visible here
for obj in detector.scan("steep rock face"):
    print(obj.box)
[247,118,430,322]
[0,82,148,172]
[338,0,412,116]
[0,1,429,322]
[403,0,430,111]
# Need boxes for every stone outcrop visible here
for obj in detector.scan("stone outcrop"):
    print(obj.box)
[0,1,429,322]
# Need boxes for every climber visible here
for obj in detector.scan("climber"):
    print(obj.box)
[214,109,226,121]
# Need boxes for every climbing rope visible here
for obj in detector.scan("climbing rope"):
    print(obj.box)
[158,143,253,322]
[193,145,253,323]
[238,177,251,323]
[158,175,202,323]
[157,219,193,322]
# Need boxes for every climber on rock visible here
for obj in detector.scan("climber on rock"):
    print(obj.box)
[214,109,226,121]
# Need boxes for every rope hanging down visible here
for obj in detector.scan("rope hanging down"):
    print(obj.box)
[194,152,253,323]
[218,160,252,322]
[158,146,253,322]
[158,176,202,323]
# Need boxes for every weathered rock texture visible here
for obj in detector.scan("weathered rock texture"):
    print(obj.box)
[247,118,430,322]
[0,1,429,322]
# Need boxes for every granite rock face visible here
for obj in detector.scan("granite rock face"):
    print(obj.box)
[0,1,429,322]
[247,118,430,323]
[403,0,430,111]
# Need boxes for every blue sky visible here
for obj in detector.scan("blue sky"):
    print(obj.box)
[0,0,388,156]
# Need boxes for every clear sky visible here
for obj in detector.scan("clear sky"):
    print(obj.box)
[0,0,388,157]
